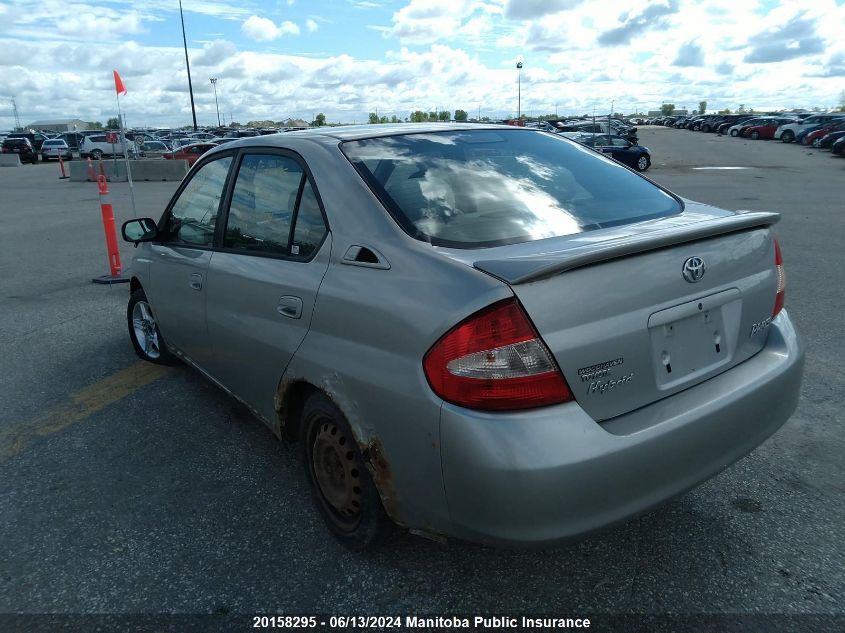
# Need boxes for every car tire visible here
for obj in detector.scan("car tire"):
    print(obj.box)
[91,149,103,160]
[702,124,710,133]
[751,131,760,140]
[301,392,387,551]
[635,155,651,172]
[812,138,822,148]
[781,130,794,143]
[127,289,179,365]
[730,129,739,137]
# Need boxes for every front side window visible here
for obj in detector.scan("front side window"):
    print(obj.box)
[223,154,302,255]
[163,155,232,246]
[343,130,681,248]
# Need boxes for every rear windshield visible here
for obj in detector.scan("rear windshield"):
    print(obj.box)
[342,130,681,248]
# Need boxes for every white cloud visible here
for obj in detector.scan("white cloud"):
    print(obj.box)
[241,15,300,41]
[306,19,319,32]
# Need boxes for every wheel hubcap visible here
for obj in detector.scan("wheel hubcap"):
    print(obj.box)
[312,422,362,526]
[132,301,161,359]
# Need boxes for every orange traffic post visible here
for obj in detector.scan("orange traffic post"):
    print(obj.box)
[92,175,129,285]
[87,157,95,181]
[58,156,69,179]
[98,159,107,181]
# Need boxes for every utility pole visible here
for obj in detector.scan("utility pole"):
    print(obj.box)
[179,0,198,131]
[10,98,21,131]
[210,78,220,127]
[516,61,523,119]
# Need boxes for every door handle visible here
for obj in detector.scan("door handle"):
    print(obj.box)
[277,296,303,319]
[189,273,203,291]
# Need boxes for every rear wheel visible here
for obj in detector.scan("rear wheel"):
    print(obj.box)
[751,131,760,140]
[702,124,711,133]
[781,130,794,143]
[91,149,103,160]
[127,289,178,365]
[730,129,739,137]
[812,138,822,148]
[302,393,386,551]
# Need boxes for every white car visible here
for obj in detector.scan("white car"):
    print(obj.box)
[79,134,135,159]
[40,138,72,161]
[775,113,845,143]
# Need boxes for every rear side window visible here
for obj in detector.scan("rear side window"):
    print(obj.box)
[290,180,327,257]
[223,154,302,255]
[343,130,681,248]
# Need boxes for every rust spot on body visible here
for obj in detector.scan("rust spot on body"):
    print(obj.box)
[360,438,402,524]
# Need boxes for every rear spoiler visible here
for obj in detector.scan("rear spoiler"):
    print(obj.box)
[473,211,780,285]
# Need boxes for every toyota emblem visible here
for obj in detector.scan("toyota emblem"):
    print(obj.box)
[682,256,706,283]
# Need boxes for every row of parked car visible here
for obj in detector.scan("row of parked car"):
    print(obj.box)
[648,112,845,155]
[0,126,294,165]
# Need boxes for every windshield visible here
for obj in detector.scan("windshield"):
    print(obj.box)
[342,129,681,248]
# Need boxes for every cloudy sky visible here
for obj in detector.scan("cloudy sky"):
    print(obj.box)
[1,0,844,129]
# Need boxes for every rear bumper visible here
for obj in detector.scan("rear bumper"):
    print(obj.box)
[439,311,804,547]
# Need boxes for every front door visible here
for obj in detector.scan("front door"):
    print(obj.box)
[147,155,233,366]
[204,152,330,423]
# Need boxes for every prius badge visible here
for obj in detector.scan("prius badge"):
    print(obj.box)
[682,256,706,283]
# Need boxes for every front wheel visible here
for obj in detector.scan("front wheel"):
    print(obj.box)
[127,289,178,365]
[751,131,760,140]
[302,393,387,551]
[635,155,651,172]
[730,129,739,137]
[781,130,794,143]
[812,138,822,148]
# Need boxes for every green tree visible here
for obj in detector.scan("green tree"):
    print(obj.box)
[368,112,379,124]
[86,121,103,130]
[838,90,845,112]
[698,100,707,114]
[438,110,450,121]
[660,103,675,116]
[106,117,120,129]
[737,104,746,113]
[313,113,326,127]
[411,110,427,122]
[428,111,437,121]
[390,115,399,123]
[454,109,468,122]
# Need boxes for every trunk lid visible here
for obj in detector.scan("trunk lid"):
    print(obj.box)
[441,206,781,421]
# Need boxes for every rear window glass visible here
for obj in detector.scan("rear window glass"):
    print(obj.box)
[342,130,681,248]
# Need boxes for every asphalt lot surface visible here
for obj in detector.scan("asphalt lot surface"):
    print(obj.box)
[0,128,842,628]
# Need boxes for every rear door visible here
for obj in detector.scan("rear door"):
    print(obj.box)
[204,151,331,422]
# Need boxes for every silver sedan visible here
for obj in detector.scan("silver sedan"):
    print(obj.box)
[121,124,804,550]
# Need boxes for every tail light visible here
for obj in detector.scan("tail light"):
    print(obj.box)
[423,298,573,411]
[772,239,786,317]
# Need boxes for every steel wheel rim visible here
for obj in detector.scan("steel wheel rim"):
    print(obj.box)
[311,420,362,531]
[132,301,161,359]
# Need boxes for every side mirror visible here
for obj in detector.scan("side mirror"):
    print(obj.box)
[122,218,159,243]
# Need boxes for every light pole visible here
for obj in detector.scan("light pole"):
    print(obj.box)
[210,78,221,127]
[179,0,198,131]
[516,61,523,119]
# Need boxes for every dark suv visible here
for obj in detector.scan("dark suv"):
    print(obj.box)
[2,137,38,163]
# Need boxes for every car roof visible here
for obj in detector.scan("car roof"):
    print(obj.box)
[260,122,521,142]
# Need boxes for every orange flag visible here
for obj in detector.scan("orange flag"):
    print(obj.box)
[113,70,127,96]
